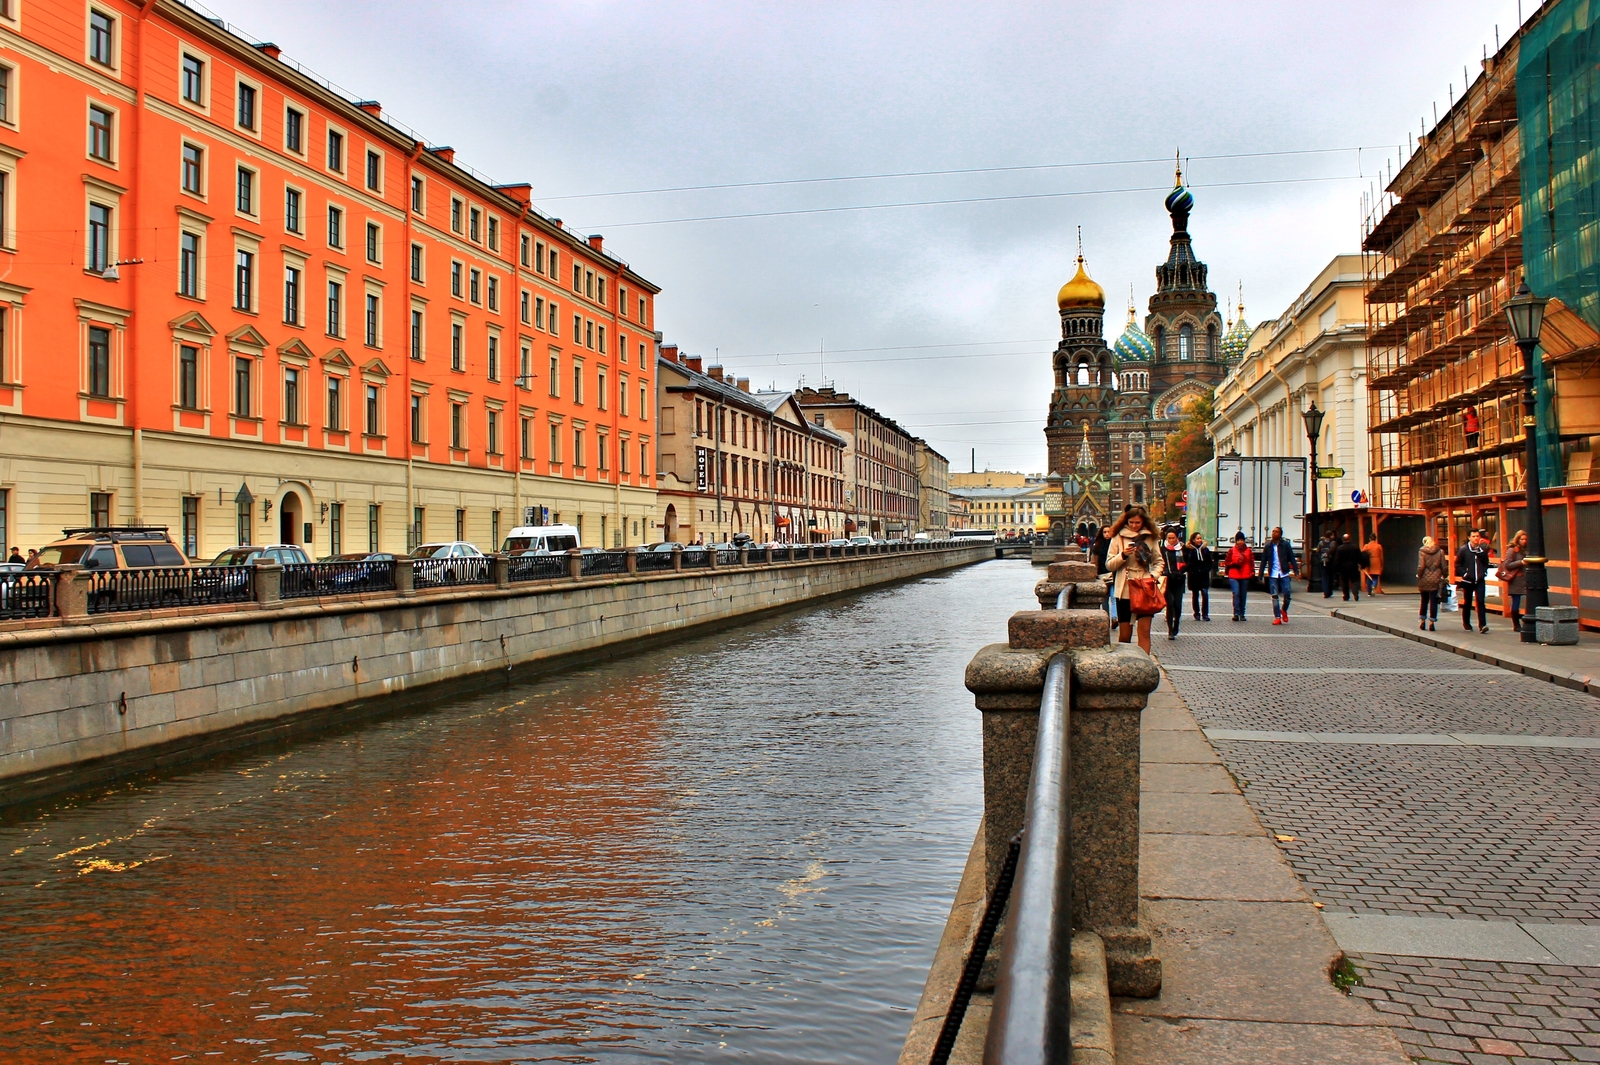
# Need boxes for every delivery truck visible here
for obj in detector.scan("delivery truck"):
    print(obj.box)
[1186,455,1308,554]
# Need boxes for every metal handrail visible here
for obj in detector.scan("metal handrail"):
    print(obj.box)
[984,654,1072,1064]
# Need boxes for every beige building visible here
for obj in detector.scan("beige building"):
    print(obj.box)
[1208,255,1371,513]
[654,346,846,543]
[953,478,1052,537]
[951,469,1030,490]
[914,440,950,536]
[796,387,918,538]
[949,494,971,530]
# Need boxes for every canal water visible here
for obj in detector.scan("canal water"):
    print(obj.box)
[1,559,1038,1063]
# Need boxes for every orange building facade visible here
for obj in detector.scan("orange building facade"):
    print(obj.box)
[0,0,660,557]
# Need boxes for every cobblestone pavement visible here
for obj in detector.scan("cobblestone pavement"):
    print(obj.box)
[1156,605,1600,1062]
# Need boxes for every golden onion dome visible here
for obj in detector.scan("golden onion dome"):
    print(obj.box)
[1057,256,1105,310]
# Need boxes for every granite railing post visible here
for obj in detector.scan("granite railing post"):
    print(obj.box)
[53,566,87,620]
[491,553,510,589]
[624,550,638,575]
[963,596,1162,998]
[1034,559,1101,611]
[671,545,683,572]
[763,546,774,565]
[253,561,282,605]
[393,557,415,595]
[738,546,750,566]
[566,549,583,580]
[707,546,719,570]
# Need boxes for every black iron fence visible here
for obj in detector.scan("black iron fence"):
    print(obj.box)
[580,551,631,577]
[508,553,571,582]
[0,573,53,620]
[87,566,255,614]
[5,541,976,624]
[635,551,677,573]
[280,560,397,599]
[413,556,493,587]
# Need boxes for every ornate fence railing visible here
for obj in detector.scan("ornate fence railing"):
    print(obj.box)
[0,573,53,620]
[280,561,397,599]
[413,556,493,587]
[635,551,677,573]
[86,566,255,614]
[580,551,631,577]
[508,553,571,582]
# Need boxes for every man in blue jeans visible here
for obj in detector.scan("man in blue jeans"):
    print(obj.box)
[1454,528,1493,633]
[1261,526,1299,625]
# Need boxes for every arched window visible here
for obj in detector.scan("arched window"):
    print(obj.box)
[1179,324,1193,360]
[1154,326,1165,360]
[1207,325,1218,360]
[1076,363,1090,385]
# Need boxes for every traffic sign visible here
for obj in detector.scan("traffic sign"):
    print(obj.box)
[1317,467,1346,478]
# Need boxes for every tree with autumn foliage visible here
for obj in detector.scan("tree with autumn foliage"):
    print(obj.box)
[1152,393,1216,523]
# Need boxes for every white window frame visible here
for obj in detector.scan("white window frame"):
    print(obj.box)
[365,219,382,265]
[234,162,258,219]
[177,226,205,300]
[364,147,383,194]
[179,140,206,200]
[409,172,425,215]
[325,122,346,175]
[0,60,21,132]
[283,183,304,236]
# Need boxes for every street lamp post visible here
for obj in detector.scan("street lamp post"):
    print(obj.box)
[1505,282,1549,645]
[1302,401,1325,590]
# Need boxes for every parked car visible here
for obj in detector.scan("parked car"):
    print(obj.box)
[316,551,396,593]
[409,542,486,585]
[825,538,852,548]
[196,544,311,596]
[29,526,190,570]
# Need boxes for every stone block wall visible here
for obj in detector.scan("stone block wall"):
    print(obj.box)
[0,546,987,803]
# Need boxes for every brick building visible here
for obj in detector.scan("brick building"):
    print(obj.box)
[795,387,918,539]
[0,1,658,557]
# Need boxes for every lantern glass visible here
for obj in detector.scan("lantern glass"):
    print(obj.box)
[1504,283,1546,345]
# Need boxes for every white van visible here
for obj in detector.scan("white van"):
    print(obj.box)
[501,524,582,555]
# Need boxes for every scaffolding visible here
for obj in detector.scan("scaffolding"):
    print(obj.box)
[1362,32,1528,509]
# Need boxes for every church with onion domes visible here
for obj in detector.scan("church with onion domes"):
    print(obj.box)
[1043,167,1245,535]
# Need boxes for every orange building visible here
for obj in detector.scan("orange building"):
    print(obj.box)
[0,1,660,558]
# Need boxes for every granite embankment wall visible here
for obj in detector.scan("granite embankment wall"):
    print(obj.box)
[0,546,988,803]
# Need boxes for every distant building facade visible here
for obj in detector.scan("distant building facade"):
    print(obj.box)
[795,387,918,538]
[953,478,1051,538]
[655,347,845,543]
[914,440,950,536]
[1209,255,1371,514]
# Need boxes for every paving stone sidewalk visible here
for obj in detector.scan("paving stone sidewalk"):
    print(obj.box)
[1151,599,1600,1064]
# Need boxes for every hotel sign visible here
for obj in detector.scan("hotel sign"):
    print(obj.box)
[696,448,708,491]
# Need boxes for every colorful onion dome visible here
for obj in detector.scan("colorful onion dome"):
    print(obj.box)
[1057,256,1105,310]
[1221,297,1251,361]
[1113,305,1155,362]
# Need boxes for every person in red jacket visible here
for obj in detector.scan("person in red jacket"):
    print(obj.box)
[1224,532,1255,622]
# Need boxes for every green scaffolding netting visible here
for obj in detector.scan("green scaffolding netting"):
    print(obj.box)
[1518,0,1599,482]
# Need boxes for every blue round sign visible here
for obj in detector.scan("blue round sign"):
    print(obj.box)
[1351,490,1362,503]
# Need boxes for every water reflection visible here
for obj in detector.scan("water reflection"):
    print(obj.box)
[0,560,1037,1063]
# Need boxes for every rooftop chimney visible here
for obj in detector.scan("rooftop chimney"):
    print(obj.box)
[355,100,382,116]
[686,355,704,373]
[430,146,455,164]
[588,234,604,252]
[708,365,724,382]
[550,218,563,229]
[661,343,679,364]
[496,183,533,207]
[255,42,282,59]
[736,377,751,392]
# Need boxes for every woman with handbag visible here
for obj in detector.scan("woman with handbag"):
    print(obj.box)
[1106,506,1165,653]
[1224,532,1255,622]
[1500,530,1529,632]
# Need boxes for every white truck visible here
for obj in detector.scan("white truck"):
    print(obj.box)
[1186,455,1308,555]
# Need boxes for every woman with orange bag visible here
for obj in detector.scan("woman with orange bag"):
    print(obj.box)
[1106,506,1165,653]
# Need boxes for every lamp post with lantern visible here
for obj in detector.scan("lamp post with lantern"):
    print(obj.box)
[1302,401,1325,589]
[1504,281,1549,645]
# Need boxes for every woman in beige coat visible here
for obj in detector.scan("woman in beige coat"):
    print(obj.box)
[1105,506,1165,653]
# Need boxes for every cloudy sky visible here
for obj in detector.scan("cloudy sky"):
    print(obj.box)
[204,0,1522,473]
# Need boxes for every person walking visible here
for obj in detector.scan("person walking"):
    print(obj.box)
[1333,533,1364,601]
[1363,533,1386,595]
[1499,530,1529,633]
[1416,535,1448,631]
[1092,525,1113,575]
[1106,506,1165,653]
[1455,528,1492,633]
[1316,530,1337,598]
[1224,532,1254,622]
[1160,529,1187,640]
[1260,527,1298,625]
[1186,532,1215,621]
[5,547,20,564]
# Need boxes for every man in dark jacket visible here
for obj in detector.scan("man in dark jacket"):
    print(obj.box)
[1333,533,1364,601]
[1316,532,1337,598]
[1260,527,1299,624]
[1185,533,1215,621]
[1455,528,1493,633]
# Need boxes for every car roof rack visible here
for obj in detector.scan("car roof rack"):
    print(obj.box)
[60,525,172,541]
